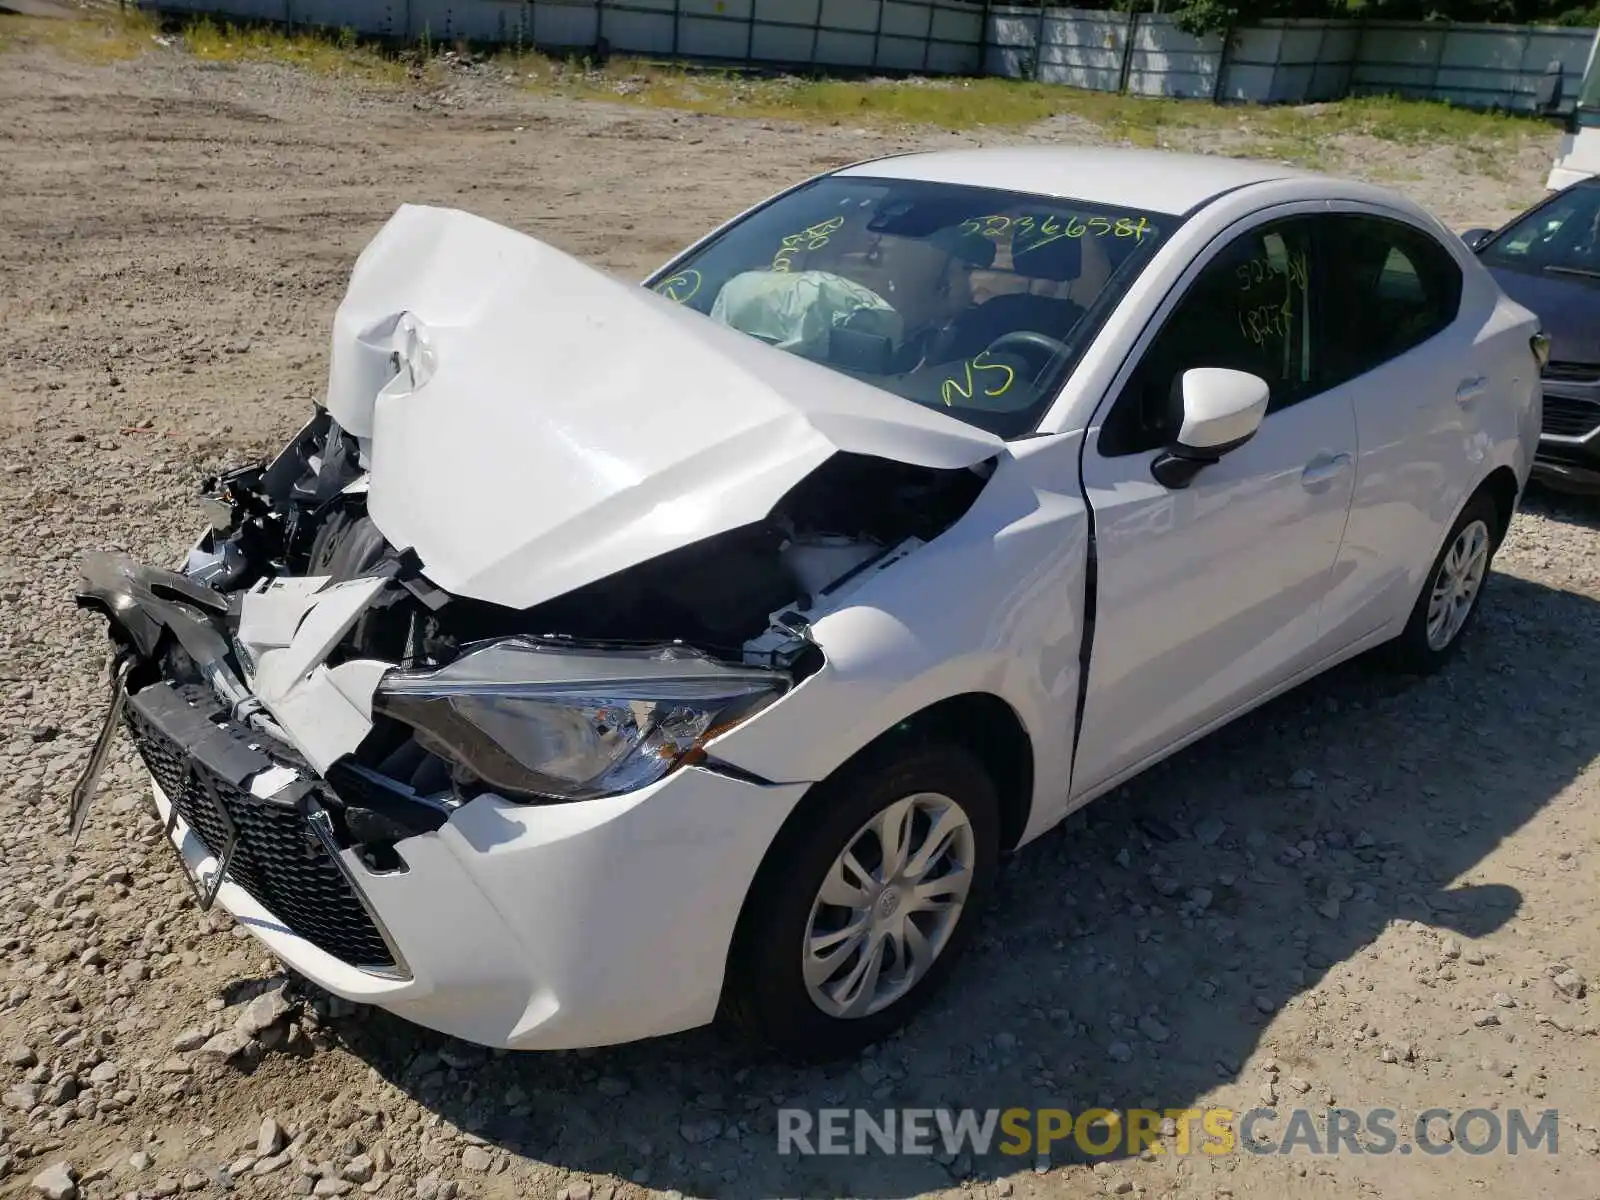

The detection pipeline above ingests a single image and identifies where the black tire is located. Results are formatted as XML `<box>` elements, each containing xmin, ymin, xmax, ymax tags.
<box><xmin>1380</xmin><ymin>490</ymin><xmax>1503</xmax><ymax>676</ymax></box>
<box><xmin>722</xmin><ymin>743</ymin><xmax>1000</xmax><ymax>1062</ymax></box>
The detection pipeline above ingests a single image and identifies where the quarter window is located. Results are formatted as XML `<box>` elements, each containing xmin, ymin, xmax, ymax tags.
<box><xmin>1099</xmin><ymin>217</ymin><xmax>1318</xmax><ymax>457</ymax></box>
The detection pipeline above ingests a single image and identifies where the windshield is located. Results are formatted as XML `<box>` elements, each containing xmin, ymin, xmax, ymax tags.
<box><xmin>1480</xmin><ymin>182</ymin><xmax>1600</xmax><ymax>279</ymax></box>
<box><xmin>645</xmin><ymin>176</ymin><xmax>1175</xmax><ymax>437</ymax></box>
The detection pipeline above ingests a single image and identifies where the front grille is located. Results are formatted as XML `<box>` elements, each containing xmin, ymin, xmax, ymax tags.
<box><xmin>125</xmin><ymin>683</ymin><xmax>395</xmax><ymax>971</ymax></box>
<box><xmin>1544</xmin><ymin>360</ymin><xmax>1600</xmax><ymax>385</ymax></box>
<box><xmin>1542</xmin><ymin>395</ymin><xmax>1600</xmax><ymax>439</ymax></box>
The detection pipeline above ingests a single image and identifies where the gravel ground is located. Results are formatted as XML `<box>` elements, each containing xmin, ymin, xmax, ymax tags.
<box><xmin>2</xmin><ymin>35</ymin><xmax>1599</xmax><ymax>1200</ymax></box>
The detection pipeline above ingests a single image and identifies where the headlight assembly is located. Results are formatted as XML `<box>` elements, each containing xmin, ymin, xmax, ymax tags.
<box><xmin>372</xmin><ymin>638</ymin><xmax>788</xmax><ymax>802</ymax></box>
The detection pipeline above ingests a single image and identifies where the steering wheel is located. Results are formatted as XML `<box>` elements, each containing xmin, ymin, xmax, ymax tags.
<box><xmin>984</xmin><ymin>330</ymin><xmax>1071</xmax><ymax>376</ymax></box>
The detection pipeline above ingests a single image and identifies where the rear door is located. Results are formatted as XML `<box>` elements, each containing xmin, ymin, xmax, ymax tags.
<box><xmin>1310</xmin><ymin>210</ymin><xmax>1496</xmax><ymax>649</ymax></box>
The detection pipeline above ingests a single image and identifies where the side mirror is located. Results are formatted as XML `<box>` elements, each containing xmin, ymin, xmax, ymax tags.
<box><xmin>1151</xmin><ymin>367</ymin><xmax>1269</xmax><ymax>489</ymax></box>
<box><xmin>1461</xmin><ymin>227</ymin><xmax>1494</xmax><ymax>251</ymax></box>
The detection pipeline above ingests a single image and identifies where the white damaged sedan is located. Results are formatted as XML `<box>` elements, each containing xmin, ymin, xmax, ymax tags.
<box><xmin>71</xmin><ymin>148</ymin><xmax>1544</xmax><ymax>1059</ymax></box>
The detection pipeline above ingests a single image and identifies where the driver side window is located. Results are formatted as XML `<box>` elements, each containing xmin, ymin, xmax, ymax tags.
<box><xmin>1099</xmin><ymin>217</ymin><xmax>1319</xmax><ymax>457</ymax></box>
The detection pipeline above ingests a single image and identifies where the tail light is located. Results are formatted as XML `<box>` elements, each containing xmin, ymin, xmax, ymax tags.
<box><xmin>1531</xmin><ymin>331</ymin><xmax>1552</xmax><ymax>370</ymax></box>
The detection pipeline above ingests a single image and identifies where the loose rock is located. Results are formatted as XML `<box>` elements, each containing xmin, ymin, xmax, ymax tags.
<box><xmin>30</xmin><ymin>1163</ymin><xmax>77</xmax><ymax>1200</ymax></box>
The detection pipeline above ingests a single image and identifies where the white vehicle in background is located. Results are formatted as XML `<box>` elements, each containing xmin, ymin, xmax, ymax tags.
<box><xmin>1550</xmin><ymin>26</ymin><xmax>1600</xmax><ymax>190</ymax></box>
<box><xmin>72</xmin><ymin>148</ymin><xmax>1543</xmax><ymax>1061</ymax></box>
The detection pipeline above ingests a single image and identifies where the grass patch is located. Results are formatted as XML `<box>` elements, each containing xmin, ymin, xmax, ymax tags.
<box><xmin>505</xmin><ymin>54</ymin><xmax>1542</xmax><ymax>167</ymax></box>
<box><xmin>510</xmin><ymin>58</ymin><xmax>1128</xmax><ymax>130</ymax></box>
<box><xmin>0</xmin><ymin>6</ymin><xmax>160</xmax><ymax>63</ymax></box>
<box><xmin>0</xmin><ymin>5</ymin><xmax>406</xmax><ymax>83</ymax></box>
<box><xmin>3</xmin><ymin>10</ymin><xmax>1549</xmax><ymax>167</ymax></box>
<box><xmin>181</xmin><ymin>17</ymin><xmax>405</xmax><ymax>82</ymax></box>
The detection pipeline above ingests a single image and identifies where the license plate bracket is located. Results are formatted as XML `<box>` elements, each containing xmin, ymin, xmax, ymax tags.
<box><xmin>67</xmin><ymin>656</ymin><xmax>133</xmax><ymax>846</ymax></box>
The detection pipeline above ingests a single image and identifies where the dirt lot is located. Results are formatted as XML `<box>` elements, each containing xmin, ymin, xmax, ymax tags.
<box><xmin>2</xmin><ymin>27</ymin><xmax>1599</xmax><ymax>1200</ymax></box>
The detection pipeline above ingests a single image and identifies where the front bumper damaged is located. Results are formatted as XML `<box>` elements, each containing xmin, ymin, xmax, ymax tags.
<box><xmin>71</xmin><ymin>552</ymin><xmax>812</xmax><ymax>1049</ymax></box>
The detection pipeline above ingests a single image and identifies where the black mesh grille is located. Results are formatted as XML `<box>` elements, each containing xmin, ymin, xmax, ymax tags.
<box><xmin>1543</xmin><ymin>396</ymin><xmax>1600</xmax><ymax>439</ymax></box>
<box><xmin>125</xmin><ymin>684</ymin><xmax>395</xmax><ymax>971</ymax></box>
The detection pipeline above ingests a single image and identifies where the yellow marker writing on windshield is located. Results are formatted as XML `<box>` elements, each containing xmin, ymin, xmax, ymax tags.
<box><xmin>962</xmin><ymin>213</ymin><xmax>1153</xmax><ymax>250</ymax></box>
<box><xmin>654</xmin><ymin>269</ymin><xmax>702</xmax><ymax>303</ymax></box>
<box><xmin>940</xmin><ymin>350</ymin><xmax>1016</xmax><ymax>407</ymax></box>
<box><xmin>772</xmin><ymin>216</ymin><xmax>845</xmax><ymax>273</ymax></box>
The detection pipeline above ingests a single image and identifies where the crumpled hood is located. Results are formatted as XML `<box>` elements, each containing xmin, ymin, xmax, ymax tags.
<box><xmin>325</xmin><ymin>204</ymin><xmax>1002</xmax><ymax>611</ymax></box>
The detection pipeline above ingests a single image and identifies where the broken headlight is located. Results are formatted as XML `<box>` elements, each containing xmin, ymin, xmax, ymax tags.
<box><xmin>372</xmin><ymin>638</ymin><xmax>787</xmax><ymax>802</ymax></box>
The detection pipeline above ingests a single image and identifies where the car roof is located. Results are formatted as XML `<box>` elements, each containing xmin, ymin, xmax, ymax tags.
<box><xmin>834</xmin><ymin>146</ymin><xmax>1312</xmax><ymax>216</ymax></box>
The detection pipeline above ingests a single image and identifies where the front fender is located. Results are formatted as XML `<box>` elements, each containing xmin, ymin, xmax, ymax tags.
<box><xmin>706</xmin><ymin>439</ymin><xmax>1091</xmax><ymax>844</ymax></box>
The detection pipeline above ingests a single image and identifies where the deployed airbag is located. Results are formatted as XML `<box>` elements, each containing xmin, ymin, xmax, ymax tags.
<box><xmin>710</xmin><ymin>269</ymin><xmax>900</xmax><ymax>360</ymax></box>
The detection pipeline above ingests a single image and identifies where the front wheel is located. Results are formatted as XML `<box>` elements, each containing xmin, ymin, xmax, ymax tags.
<box><xmin>1381</xmin><ymin>491</ymin><xmax>1501</xmax><ymax>675</ymax></box>
<box><xmin>722</xmin><ymin>744</ymin><xmax>1000</xmax><ymax>1061</ymax></box>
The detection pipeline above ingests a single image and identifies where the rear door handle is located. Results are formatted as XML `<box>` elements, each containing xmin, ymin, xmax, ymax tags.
<box><xmin>1456</xmin><ymin>376</ymin><xmax>1489</xmax><ymax>403</ymax></box>
<box><xmin>1301</xmin><ymin>452</ymin><xmax>1353</xmax><ymax>489</ymax></box>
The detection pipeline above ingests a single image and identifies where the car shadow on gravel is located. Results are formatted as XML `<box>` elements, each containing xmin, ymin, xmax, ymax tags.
<box><xmin>1523</xmin><ymin>482</ymin><xmax>1600</xmax><ymax>530</ymax></box>
<box><xmin>326</xmin><ymin>570</ymin><xmax>1597</xmax><ymax>1199</ymax></box>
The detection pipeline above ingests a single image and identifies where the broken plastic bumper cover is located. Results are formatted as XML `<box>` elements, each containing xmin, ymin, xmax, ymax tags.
<box><xmin>68</xmin><ymin>549</ymin><xmax>798</xmax><ymax>991</ymax></box>
<box><xmin>69</xmin><ymin>552</ymin><xmax>414</xmax><ymax>975</ymax></box>
<box><xmin>126</xmin><ymin>680</ymin><xmax>405</xmax><ymax>971</ymax></box>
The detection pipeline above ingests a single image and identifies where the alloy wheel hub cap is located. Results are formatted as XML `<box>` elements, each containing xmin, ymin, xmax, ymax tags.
<box><xmin>1425</xmin><ymin>519</ymin><xmax>1490</xmax><ymax>652</ymax></box>
<box><xmin>802</xmin><ymin>792</ymin><xmax>977</xmax><ymax>1020</ymax></box>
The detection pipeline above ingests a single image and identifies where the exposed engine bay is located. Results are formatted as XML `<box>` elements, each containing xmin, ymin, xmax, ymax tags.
<box><xmin>189</xmin><ymin>405</ymin><xmax>990</xmax><ymax>665</ymax></box>
<box><xmin>83</xmin><ymin>408</ymin><xmax>991</xmax><ymax>839</ymax></box>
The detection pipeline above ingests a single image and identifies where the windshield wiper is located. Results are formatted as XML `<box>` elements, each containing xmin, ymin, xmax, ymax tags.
<box><xmin>1544</xmin><ymin>264</ymin><xmax>1600</xmax><ymax>279</ymax></box>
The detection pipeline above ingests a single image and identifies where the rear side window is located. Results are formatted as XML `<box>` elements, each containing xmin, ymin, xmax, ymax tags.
<box><xmin>1325</xmin><ymin>216</ymin><xmax>1462</xmax><ymax>386</ymax></box>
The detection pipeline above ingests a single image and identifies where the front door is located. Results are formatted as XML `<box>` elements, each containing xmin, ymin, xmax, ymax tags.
<box><xmin>1072</xmin><ymin>214</ymin><xmax>1358</xmax><ymax>795</ymax></box>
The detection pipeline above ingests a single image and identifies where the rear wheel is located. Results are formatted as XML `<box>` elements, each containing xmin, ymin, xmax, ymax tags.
<box><xmin>722</xmin><ymin>744</ymin><xmax>999</xmax><ymax>1061</ymax></box>
<box><xmin>1381</xmin><ymin>491</ymin><xmax>1501</xmax><ymax>675</ymax></box>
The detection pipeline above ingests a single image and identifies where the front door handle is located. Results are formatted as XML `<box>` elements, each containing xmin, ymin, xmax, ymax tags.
<box><xmin>1456</xmin><ymin>376</ymin><xmax>1489</xmax><ymax>403</ymax></box>
<box><xmin>1301</xmin><ymin>452</ymin><xmax>1353</xmax><ymax>490</ymax></box>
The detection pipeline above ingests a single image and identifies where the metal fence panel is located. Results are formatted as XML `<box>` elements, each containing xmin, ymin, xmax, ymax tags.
<box><xmin>819</xmin><ymin>0</ymin><xmax>875</xmax><ymax>35</ymax></box>
<box><xmin>159</xmin><ymin>0</ymin><xmax>288</xmax><ymax>24</ymax></box>
<box><xmin>881</xmin><ymin>1</ymin><xmax>926</xmax><ymax>39</ymax></box>
<box><xmin>754</xmin><ymin>0</ymin><xmax>816</xmax><ymax>22</ymax></box>
<box><xmin>814</xmin><ymin>27</ymin><xmax>873</xmax><ymax>66</ymax></box>
<box><xmin>1223</xmin><ymin>20</ymin><xmax>1353</xmax><ymax>104</ymax></box>
<box><xmin>924</xmin><ymin>39</ymin><xmax>977</xmax><ymax>73</ymax></box>
<box><xmin>533</xmin><ymin>0</ymin><xmax>600</xmax><ymax>47</ymax></box>
<box><xmin>1351</xmin><ymin>21</ymin><xmax>1592</xmax><ymax>112</ymax></box>
<box><xmin>1311</xmin><ymin>23</ymin><xmax>1361</xmax><ymax>102</ymax></box>
<box><xmin>141</xmin><ymin>0</ymin><xmax>1598</xmax><ymax>112</ymax></box>
<box><xmin>926</xmin><ymin>2</ymin><xmax>981</xmax><ymax>73</ymax></box>
<box><xmin>1042</xmin><ymin>9</ymin><xmax>1129</xmax><ymax>93</ymax></box>
<box><xmin>677</xmin><ymin>17</ymin><xmax>748</xmax><ymax>58</ymax></box>
<box><xmin>598</xmin><ymin>2</ymin><xmax>669</xmax><ymax>53</ymax></box>
<box><xmin>982</xmin><ymin>4</ymin><xmax>1037</xmax><ymax>78</ymax></box>
<box><xmin>291</xmin><ymin>0</ymin><xmax>401</xmax><ymax>34</ymax></box>
<box><xmin>1126</xmin><ymin>14</ymin><xmax>1222</xmax><ymax>100</ymax></box>
<box><xmin>749</xmin><ymin>0</ymin><xmax>817</xmax><ymax>62</ymax></box>
<box><xmin>929</xmin><ymin>0</ymin><xmax>981</xmax><ymax>45</ymax></box>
